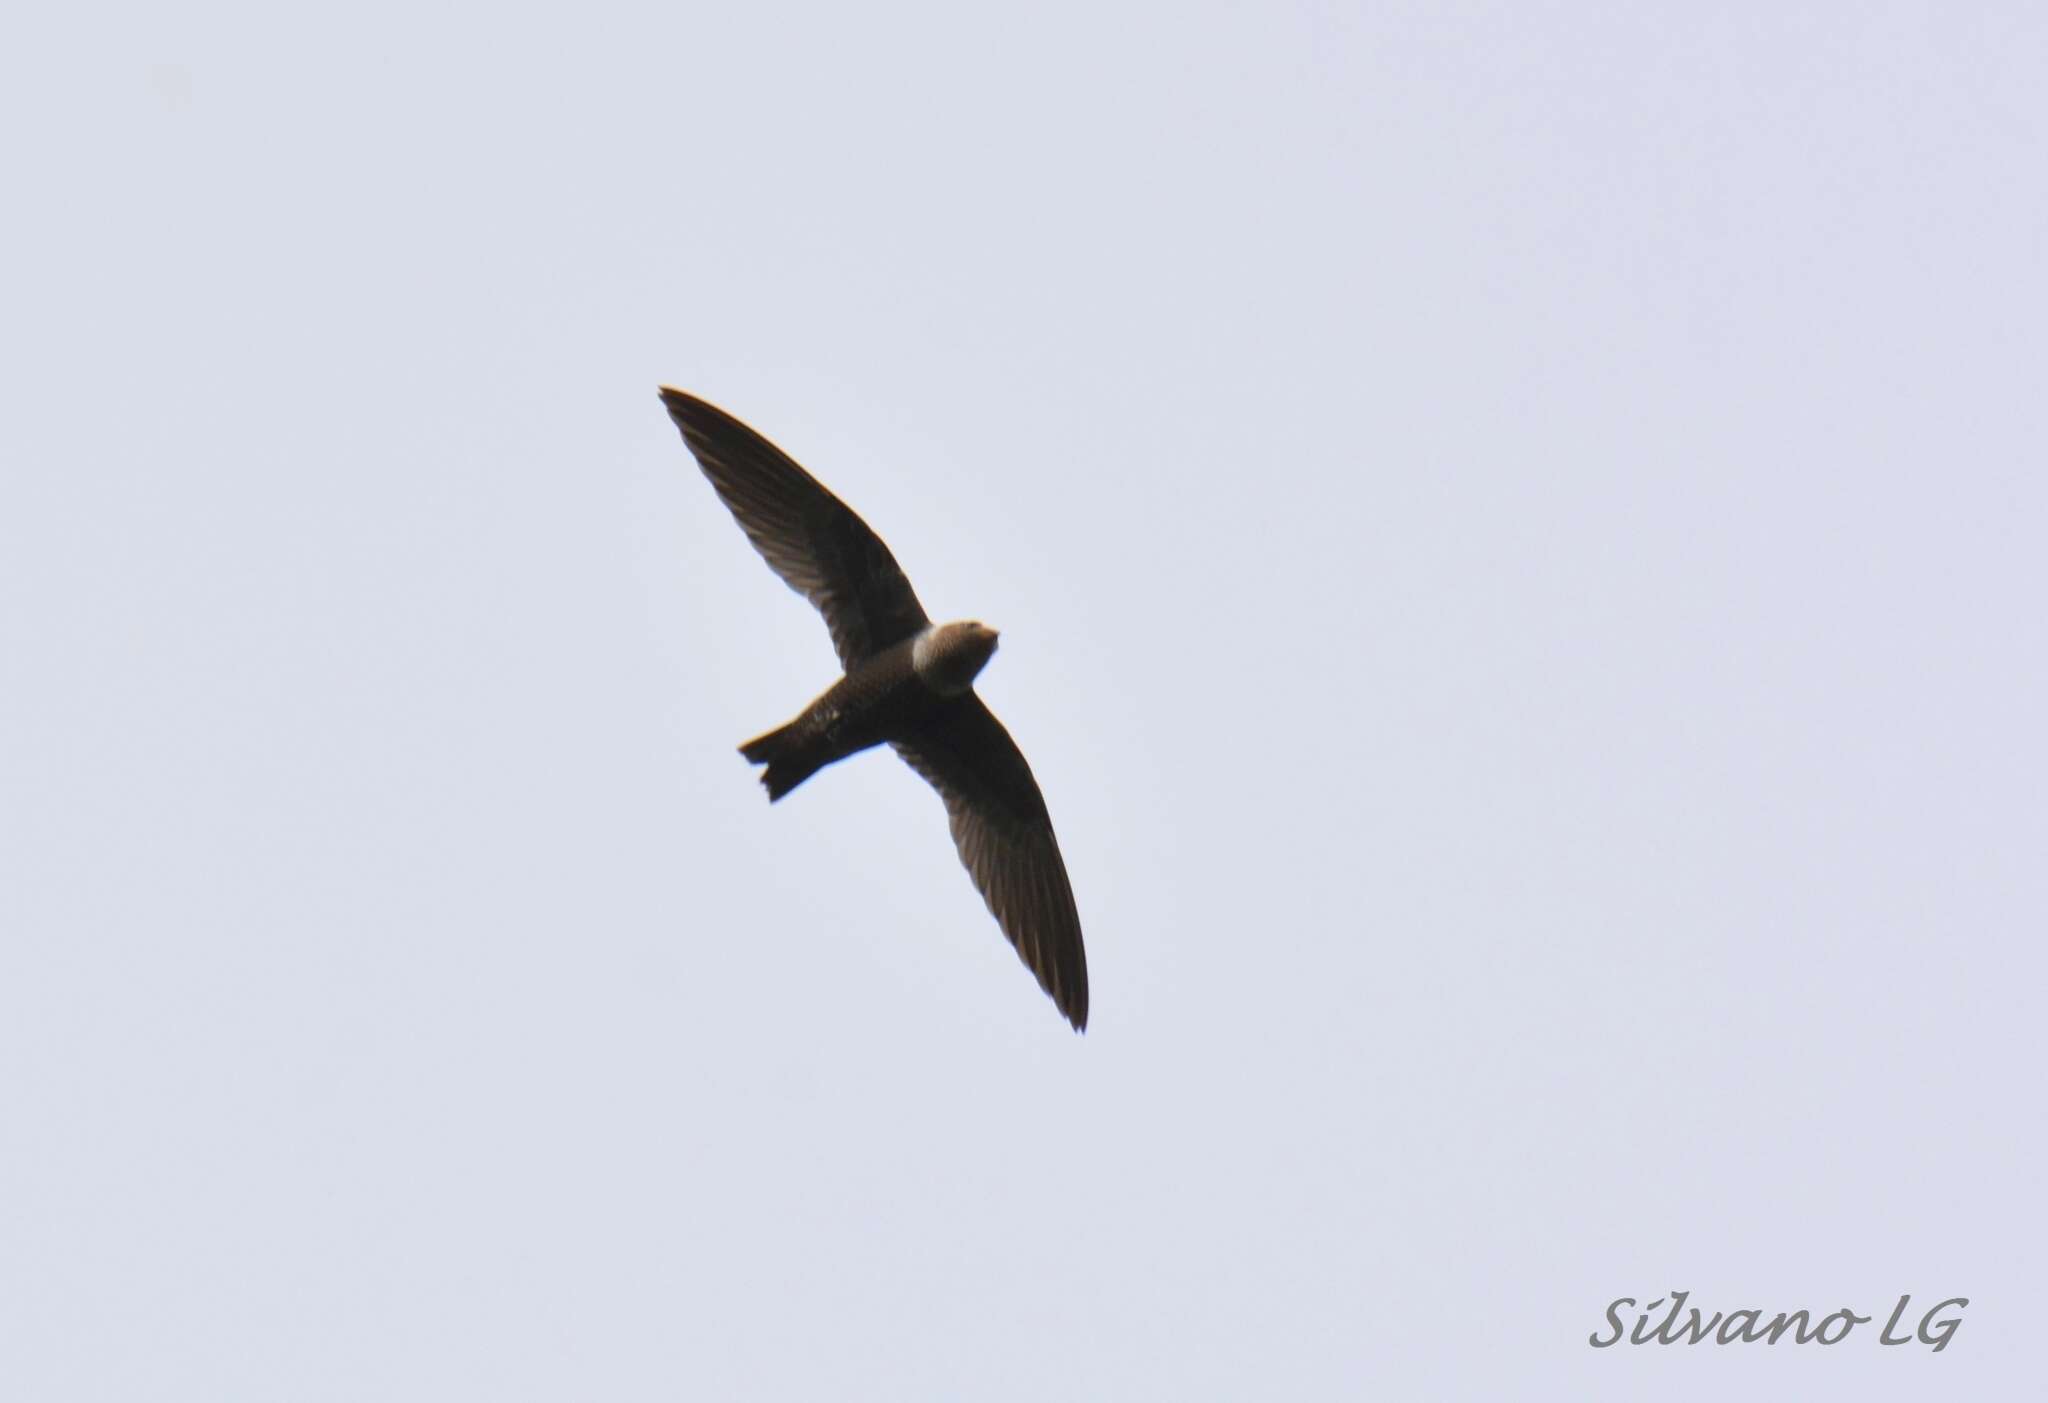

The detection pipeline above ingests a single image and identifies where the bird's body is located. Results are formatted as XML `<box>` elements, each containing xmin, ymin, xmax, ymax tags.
<box><xmin>737</xmin><ymin>622</ymin><xmax>995</xmax><ymax>802</ymax></box>
<box><xmin>660</xmin><ymin>389</ymin><xmax>1090</xmax><ymax>1029</ymax></box>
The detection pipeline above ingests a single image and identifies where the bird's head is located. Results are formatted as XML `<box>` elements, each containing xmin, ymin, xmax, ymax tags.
<box><xmin>913</xmin><ymin>620</ymin><xmax>1000</xmax><ymax>694</ymax></box>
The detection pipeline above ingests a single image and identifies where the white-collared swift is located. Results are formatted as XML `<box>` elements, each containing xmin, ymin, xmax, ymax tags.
<box><xmin>660</xmin><ymin>389</ymin><xmax>1090</xmax><ymax>1030</ymax></box>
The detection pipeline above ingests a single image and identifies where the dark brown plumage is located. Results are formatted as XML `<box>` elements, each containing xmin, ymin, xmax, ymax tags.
<box><xmin>660</xmin><ymin>388</ymin><xmax>1090</xmax><ymax>1030</ymax></box>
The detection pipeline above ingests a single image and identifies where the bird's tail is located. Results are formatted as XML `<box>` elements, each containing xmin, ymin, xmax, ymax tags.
<box><xmin>738</xmin><ymin>721</ymin><xmax>820</xmax><ymax>802</ymax></box>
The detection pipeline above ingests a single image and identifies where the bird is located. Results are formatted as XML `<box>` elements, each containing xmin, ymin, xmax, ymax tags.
<box><xmin>659</xmin><ymin>388</ymin><xmax>1090</xmax><ymax>1030</ymax></box>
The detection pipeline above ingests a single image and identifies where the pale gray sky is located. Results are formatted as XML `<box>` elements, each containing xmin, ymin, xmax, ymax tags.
<box><xmin>3</xmin><ymin>3</ymin><xmax>2042</xmax><ymax>1399</ymax></box>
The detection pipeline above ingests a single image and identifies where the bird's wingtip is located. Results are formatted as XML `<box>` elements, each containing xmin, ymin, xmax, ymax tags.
<box><xmin>659</xmin><ymin>388</ymin><xmax>731</xmax><ymax>439</ymax></box>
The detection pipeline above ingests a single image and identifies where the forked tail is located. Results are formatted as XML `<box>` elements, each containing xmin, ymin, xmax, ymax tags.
<box><xmin>738</xmin><ymin>721</ymin><xmax>821</xmax><ymax>802</ymax></box>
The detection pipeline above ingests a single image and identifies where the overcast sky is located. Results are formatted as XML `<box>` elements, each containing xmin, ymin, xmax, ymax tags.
<box><xmin>3</xmin><ymin>3</ymin><xmax>2042</xmax><ymax>1399</ymax></box>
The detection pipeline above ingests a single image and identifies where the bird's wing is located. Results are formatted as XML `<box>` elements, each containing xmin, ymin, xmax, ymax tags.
<box><xmin>660</xmin><ymin>389</ymin><xmax>931</xmax><ymax>669</ymax></box>
<box><xmin>892</xmin><ymin>695</ymin><xmax>1089</xmax><ymax>1030</ymax></box>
